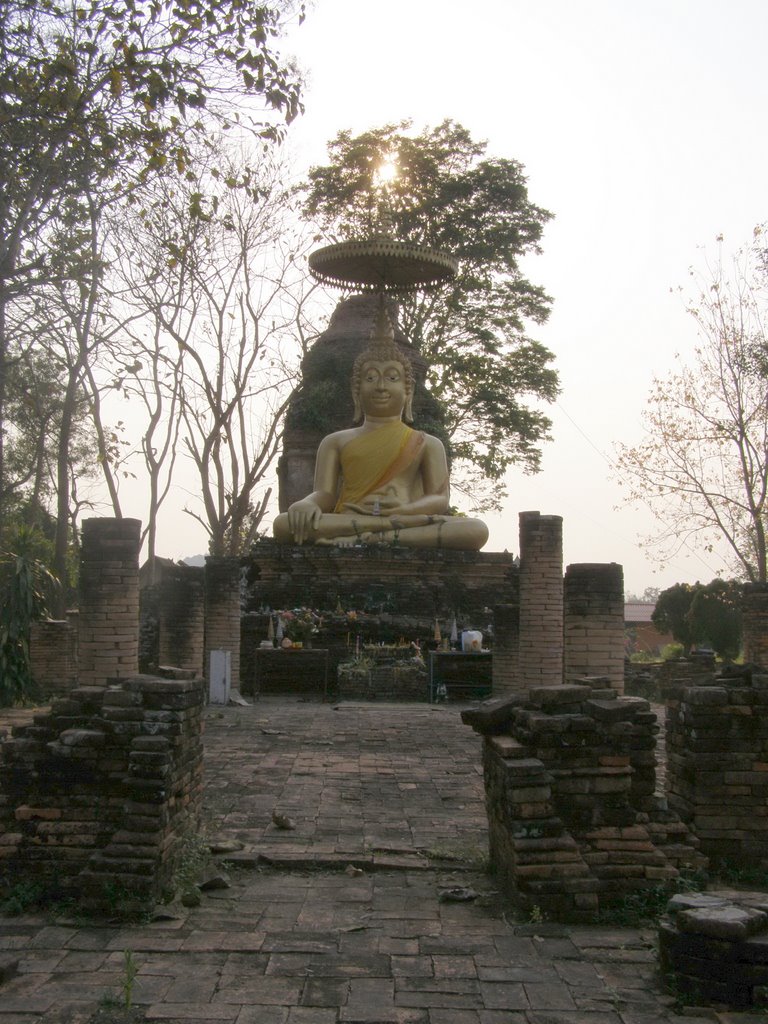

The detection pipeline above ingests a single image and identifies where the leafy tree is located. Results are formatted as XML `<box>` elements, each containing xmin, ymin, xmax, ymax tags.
<box><xmin>652</xmin><ymin>582</ymin><xmax>698</xmax><ymax>650</ymax></box>
<box><xmin>652</xmin><ymin>578</ymin><xmax>743</xmax><ymax>659</ymax></box>
<box><xmin>2</xmin><ymin>316</ymin><xmax>102</xmax><ymax>586</ymax></box>
<box><xmin>301</xmin><ymin>120</ymin><xmax>559</xmax><ymax>510</ymax></box>
<box><xmin>688</xmin><ymin>579</ymin><xmax>742</xmax><ymax>660</ymax></box>
<box><xmin>616</xmin><ymin>230</ymin><xmax>768</xmax><ymax>581</ymax></box>
<box><xmin>0</xmin><ymin>0</ymin><xmax>304</xmax><ymax>528</ymax></box>
<box><xmin>6</xmin><ymin>189</ymin><xmax>135</xmax><ymax>612</ymax></box>
<box><xmin>0</xmin><ymin>538</ymin><xmax>59</xmax><ymax>705</ymax></box>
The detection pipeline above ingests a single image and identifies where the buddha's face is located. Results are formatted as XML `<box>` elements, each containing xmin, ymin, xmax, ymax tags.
<box><xmin>358</xmin><ymin>359</ymin><xmax>408</xmax><ymax>419</ymax></box>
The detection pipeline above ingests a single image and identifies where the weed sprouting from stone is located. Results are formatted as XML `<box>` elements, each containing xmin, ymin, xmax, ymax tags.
<box><xmin>121</xmin><ymin>950</ymin><xmax>138</xmax><ymax>1009</ymax></box>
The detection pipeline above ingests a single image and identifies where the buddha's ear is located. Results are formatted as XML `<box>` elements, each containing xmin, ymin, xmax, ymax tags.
<box><xmin>403</xmin><ymin>390</ymin><xmax>414</xmax><ymax>424</ymax></box>
<box><xmin>353</xmin><ymin>393</ymin><xmax>363</xmax><ymax>422</ymax></box>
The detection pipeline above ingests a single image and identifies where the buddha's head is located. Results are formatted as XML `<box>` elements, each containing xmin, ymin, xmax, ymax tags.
<box><xmin>351</xmin><ymin>307</ymin><xmax>414</xmax><ymax>423</ymax></box>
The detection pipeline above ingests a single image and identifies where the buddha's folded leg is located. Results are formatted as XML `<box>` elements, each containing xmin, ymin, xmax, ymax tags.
<box><xmin>359</xmin><ymin>518</ymin><xmax>488</xmax><ymax>551</ymax></box>
<box><xmin>275</xmin><ymin>511</ymin><xmax>486</xmax><ymax>549</ymax></box>
<box><xmin>312</xmin><ymin>513</ymin><xmax>437</xmax><ymax>544</ymax></box>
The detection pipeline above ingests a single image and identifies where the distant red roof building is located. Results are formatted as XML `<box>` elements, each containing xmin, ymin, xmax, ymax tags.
<box><xmin>624</xmin><ymin>602</ymin><xmax>673</xmax><ymax>657</ymax></box>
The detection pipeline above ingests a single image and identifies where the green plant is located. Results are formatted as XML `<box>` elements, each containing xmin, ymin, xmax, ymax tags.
<box><xmin>629</xmin><ymin>650</ymin><xmax>655</xmax><ymax>663</ymax></box>
<box><xmin>422</xmin><ymin>840</ymin><xmax>488</xmax><ymax>870</ymax></box>
<box><xmin>49</xmin><ymin>895</ymin><xmax>91</xmax><ymax>926</ymax></box>
<box><xmin>597</xmin><ymin>874</ymin><xmax>703</xmax><ymax>927</ymax></box>
<box><xmin>121</xmin><ymin>951</ymin><xmax>138</xmax><ymax>1010</ymax></box>
<box><xmin>99</xmin><ymin>881</ymin><xmax>151</xmax><ymax>922</ymax></box>
<box><xmin>528</xmin><ymin>904</ymin><xmax>544</xmax><ymax>924</ymax></box>
<box><xmin>660</xmin><ymin>642</ymin><xmax>685</xmax><ymax>661</ymax></box>
<box><xmin>0</xmin><ymin>879</ymin><xmax>44</xmax><ymax>914</ymax></box>
<box><xmin>172</xmin><ymin>831</ymin><xmax>212</xmax><ymax>904</ymax></box>
<box><xmin>344</xmin><ymin>655</ymin><xmax>374</xmax><ymax>671</ymax></box>
<box><xmin>0</xmin><ymin>549</ymin><xmax>58</xmax><ymax>705</ymax></box>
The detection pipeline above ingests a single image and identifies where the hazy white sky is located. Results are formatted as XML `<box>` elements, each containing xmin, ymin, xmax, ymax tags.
<box><xmin>133</xmin><ymin>0</ymin><xmax>768</xmax><ymax>595</ymax></box>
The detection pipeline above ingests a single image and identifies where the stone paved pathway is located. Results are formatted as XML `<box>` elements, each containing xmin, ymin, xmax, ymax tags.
<box><xmin>0</xmin><ymin>698</ymin><xmax>761</xmax><ymax>1024</ymax></box>
<box><xmin>203</xmin><ymin>701</ymin><xmax>488</xmax><ymax>866</ymax></box>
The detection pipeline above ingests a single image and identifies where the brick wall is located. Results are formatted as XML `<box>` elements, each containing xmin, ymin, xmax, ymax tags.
<box><xmin>204</xmin><ymin>557</ymin><xmax>241</xmax><ymax>693</ymax></box>
<box><xmin>492</xmin><ymin>602</ymin><xmax>520</xmax><ymax>696</ymax></box>
<box><xmin>159</xmin><ymin>564</ymin><xmax>205</xmax><ymax>674</ymax></box>
<box><xmin>29</xmin><ymin>620</ymin><xmax>77</xmax><ymax>696</ymax></box>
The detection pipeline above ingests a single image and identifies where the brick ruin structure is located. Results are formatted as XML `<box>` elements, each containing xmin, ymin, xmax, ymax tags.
<box><xmin>665</xmin><ymin>663</ymin><xmax>768</xmax><ymax>869</ymax></box>
<box><xmin>659</xmin><ymin>891</ymin><xmax>768</xmax><ymax>1008</ymax></box>
<box><xmin>657</xmin><ymin>661</ymin><xmax>768</xmax><ymax>1008</ymax></box>
<box><xmin>5</xmin><ymin>514</ymin><xmax>768</xmax><ymax>940</ymax></box>
<box><xmin>0</xmin><ymin>672</ymin><xmax>204</xmax><ymax>915</ymax></box>
<box><xmin>463</xmin><ymin>684</ymin><xmax>706</xmax><ymax>922</ymax></box>
<box><xmin>461</xmin><ymin>516</ymin><xmax>768</xmax><ymax>929</ymax></box>
<box><xmin>0</xmin><ymin>519</ymin><xmax>205</xmax><ymax>914</ymax></box>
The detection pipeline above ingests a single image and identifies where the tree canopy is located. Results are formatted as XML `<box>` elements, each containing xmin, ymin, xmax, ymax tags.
<box><xmin>301</xmin><ymin>120</ymin><xmax>559</xmax><ymax>509</ymax></box>
<box><xmin>0</xmin><ymin>0</ymin><xmax>304</xmax><ymax>533</ymax></box>
<box><xmin>652</xmin><ymin>579</ymin><xmax>742</xmax><ymax>660</ymax></box>
<box><xmin>615</xmin><ymin>230</ymin><xmax>768</xmax><ymax>582</ymax></box>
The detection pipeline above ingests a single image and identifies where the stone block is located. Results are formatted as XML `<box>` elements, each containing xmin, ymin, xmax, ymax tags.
<box><xmin>583</xmin><ymin>700</ymin><xmax>635</xmax><ymax>722</ymax></box>
<box><xmin>487</xmin><ymin>735</ymin><xmax>528</xmax><ymax>758</ymax></box>
<box><xmin>678</xmin><ymin>905</ymin><xmax>768</xmax><ymax>941</ymax></box>
<box><xmin>528</xmin><ymin>685</ymin><xmax>587</xmax><ymax>708</ymax></box>
<box><xmin>461</xmin><ymin>695</ymin><xmax>526</xmax><ymax>735</ymax></box>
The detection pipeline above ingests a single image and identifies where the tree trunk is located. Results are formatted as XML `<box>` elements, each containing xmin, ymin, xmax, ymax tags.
<box><xmin>52</xmin><ymin>374</ymin><xmax>78</xmax><ymax>617</ymax></box>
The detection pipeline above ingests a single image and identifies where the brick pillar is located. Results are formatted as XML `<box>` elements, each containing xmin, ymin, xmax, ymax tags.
<box><xmin>564</xmin><ymin>563</ymin><xmax>625</xmax><ymax>694</ymax></box>
<box><xmin>742</xmin><ymin>583</ymin><xmax>768</xmax><ymax>668</ymax></box>
<box><xmin>159</xmin><ymin>565</ymin><xmax>205</xmax><ymax>675</ymax></box>
<box><xmin>518</xmin><ymin>511</ymin><xmax>563</xmax><ymax>687</ymax></box>
<box><xmin>30</xmin><ymin>620</ymin><xmax>78</xmax><ymax>696</ymax></box>
<box><xmin>204</xmin><ymin>557</ymin><xmax>241</xmax><ymax>693</ymax></box>
<box><xmin>492</xmin><ymin>602</ymin><xmax>521</xmax><ymax>695</ymax></box>
<box><xmin>78</xmin><ymin>518</ymin><xmax>141</xmax><ymax>686</ymax></box>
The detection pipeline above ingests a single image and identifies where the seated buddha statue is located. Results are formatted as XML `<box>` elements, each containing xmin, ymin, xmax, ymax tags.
<box><xmin>273</xmin><ymin>310</ymin><xmax>488</xmax><ymax>550</ymax></box>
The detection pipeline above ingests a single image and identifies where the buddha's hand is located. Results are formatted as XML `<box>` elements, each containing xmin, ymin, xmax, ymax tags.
<box><xmin>287</xmin><ymin>500</ymin><xmax>323</xmax><ymax>545</ymax></box>
<box><xmin>344</xmin><ymin>495</ymin><xmax>403</xmax><ymax>516</ymax></box>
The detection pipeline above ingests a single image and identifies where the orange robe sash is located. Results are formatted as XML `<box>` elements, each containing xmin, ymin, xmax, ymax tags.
<box><xmin>334</xmin><ymin>421</ymin><xmax>424</xmax><ymax>511</ymax></box>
